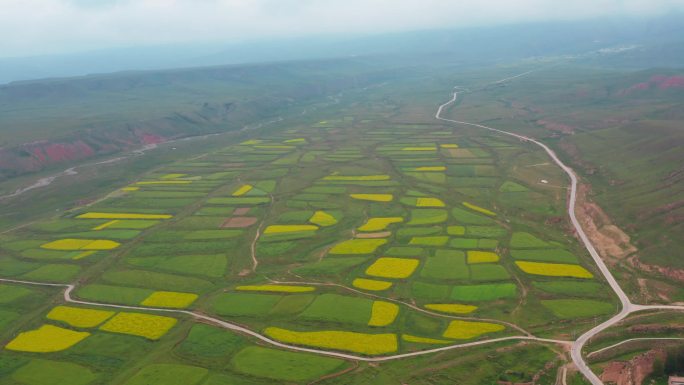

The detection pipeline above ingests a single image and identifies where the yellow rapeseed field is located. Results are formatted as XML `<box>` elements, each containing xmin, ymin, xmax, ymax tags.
<box><xmin>100</xmin><ymin>312</ymin><xmax>177</xmax><ymax>340</ymax></box>
<box><xmin>77</xmin><ymin>212</ymin><xmax>172</xmax><ymax>220</ymax></box>
<box><xmin>264</xmin><ymin>327</ymin><xmax>398</xmax><ymax>355</ymax></box>
<box><xmin>440</xmin><ymin>144</ymin><xmax>459</xmax><ymax>148</ymax></box>
<box><xmin>140</xmin><ymin>291</ymin><xmax>199</xmax><ymax>308</ymax></box>
<box><xmin>309</xmin><ymin>211</ymin><xmax>337</xmax><ymax>227</ymax></box>
<box><xmin>5</xmin><ymin>324</ymin><xmax>89</xmax><ymax>352</ymax></box>
<box><xmin>329</xmin><ymin>239</ymin><xmax>387</xmax><ymax>254</ymax></box>
<box><xmin>462</xmin><ymin>202</ymin><xmax>496</xmax><ymax>216</ymax></box>
<box><xmin>47</xmin><ymin>306</ymin><xmax>114</xmax><ymax>328</ymax></box>
<box><xmin>443</xmin><ymin>320</ymin><xmax>505</xmax><ymax>339</ymax></box>
<box><xmin>323</xmin><ymin>175</ymin><xmax>390</xmax><ymax>181</ymax></box>
<box><xmin>357</xmin><ymin>217</ymin><xmax>403</xmax><ymax>232</ymax></box>
<box><xmin>264</xmin><ymin>225</ymin><xmax>318</xmax><ymax>234</ymax></box>
<box><xmin>425</xmin><ymin>303</ymin><xmax>477</xmax><ymax>314</ymax></box>
<box><xmin>467</xmin><ymin>251</ymin><xmax>500</xmax><ymax>264</ymax></box>
<box><xmin>411</xmin><ymin>166</ymin><xmax>446</xmax><ymax>172</ymax></box>
<box><xmin>235</xmin><ymin>285</ymin><xmax>315</xmax><ymax>293</ymax></box>
<box><xmin>402</xmin><ymin>334</ymin><xmax>450</xmax><ymax>344</ymax></box>
<box><xmin>515</xmin><ymin>261</ymin><xmax>593</xmax><ymax>279</ymax></box>
<box><xmin>92</xmin><ymin>220</ymin><xmax>120</xmax><ymax>230</ymax></box>
<box><xmin>121</xmin><ymin>186</ymin><xmax>139</xmax><ymax>191</ymax></box>
<box><xmin>284</xmin><ymin>138</ymin><xmax>306</xmax><ymax>143</ymax></box>
<box><xmin>232</xmin><ymin>184</ymin><xmax>253</xmax><ymax>196</ymax></box>
<box><xmin>350</xmin><ymin>193</ymin><xmax>394</xmax><ymax>202</ymax></box>
<box><xmin>41</xmin><ymin>238</ymin><xmax>120</xmax><ymax>251</ymax></box>
<box><xmin>72</xmin><ymin>251</ymin><xmax>96</xmax><ymax>260</ymax></box>
<box><xmin>416</xmin><ymin>197</ymin><xmax>445</xmax><ymax>207</ymax></box>
<box><xmin>368</xmin><ymin>301</ymin><xmax>399</xmax><ymax>327</ymax></box>
<box><xmin>85</xmin><ymin>240</ymin><xmax>122</xmax><ymax>250</ymax></box>
<box><xmin>352</xmin><ymin>278</ymin><xmax>393</xmax><ymax>291</ymax></box>
<box><xmin>366</xmin><ymin>257</ymin><xmax>420</xmax><ymax>279</ymax></box>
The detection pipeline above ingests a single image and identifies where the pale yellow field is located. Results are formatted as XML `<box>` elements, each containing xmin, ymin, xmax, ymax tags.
<box><xmin>5</xmin><ymin>325</ymin><xmax>89</xmax><ymax>352</ymax></box>
<box><xmin>235</xmin><ymin>285</ymin><xmax>315</xmax><ymax>293</ymax></box>
<box><xmin>232</xmin><ymin>184</ymin><xmax>253</xmax><ymax>196</ymax></box>
<box><xmin>254</xmin><ymin>145</ymin><xmax>294</xmax><ymax>149</ymax></box>
<box><xmin>77</xmin><ymin>212</ymin><xmax>172</xmax><ymax>220</ymax></box>
<box><xmin>329</xmin><ymin>239</ymin><xmax>387</xmax><ymax>254</ymax></box>
<box><xmin>99</xmin><ymin>312</ymin><xmax>177</xmax><ymax>340</ymax></box>
<box><xmin>350</xmin><ymin>193</ymin><xmax>394</xmax><ymax>202</ymax></box>
<box><xmin>462</xmin><ymin>202</ymin><xmax>496</xmax><ymax>216</ymax></box>
<box><xmin>425</xmin><ymin>303</ymin><xmax>477</xmax><ymax>314</ymax></box>
<box><xmin>402</xmin><ymin>147</ymin><xmax>436</xmax><ymax>151</ymax></box>
<box><xmin>447</xmin><ymin>225</ymin><xmax>466</xmax><ymax>235</ymax></box>
<box><xmin>309</xmin><ymin>211</ymin><xmax>338</xmax><ymax>227</ymax></box>
<box><xmin>402</xmin><ymin>334</ymin><xmax>450</xmax><ymax>344</ymax></box>
<box><xmin>240</xmin><ymin>139</ymin><xmax>262</xmax><ymax>145</ymax></box>
<box><xmin>467</xmin><ymin>251</ymin><xmax>500</xmax><ymax>264</ymax></box>
<box><xmin>366</xmin><ymin>257</ymin><xmax>420</xmax><ymax>279</ymax></box>
<box><xmin>121</xmin><ymin>186</ymin><xmax>139</xmax><ymax>192</ymax></box>
<box><xmin>140</xmin><ymin>291</ymin><xmax>198</xmax><ymax>308</ymax></box>
<box><xmin>264</xmin><ymin>225</ymin><xmax>319</xmax><ymax>234</ymax></box>
<box><xmin>515</xmin><ymin>261</ymin><xmax>593</xmax><ymax>279</ymax></box>
<box><xmin>160</xmin><ymin>173</ymin><xmax>188</xmax><ymax>179</ymax></box>
<box><xmin>41</xmin><ymin>238</ymin><xmax>120</xmax><ymax>251</ymax></box>
<box><xmin>368</xmin><ymin>301</ymin><xmax>399</xmax><ymax>327</ymax></box>
<box><xmin>440</xmin><ymin>144</ymin><xmax>459</xmax><ymax>148</ymax></box>
<box><xmin>136</xmin><ymin>180</ymin><xmax>192</xmax><ymax>185</ymax></box>
<box><xmin>264</xmin><ymin>327</ymin><xmax>398</xmax><ymax>355</ymax></box>
<box><xmin>357</xmin><ymin>217</ymin><xmax>403</xmax><ymax>232</ymax></box>
<box><xmin>416</xmin><ymin>197</ymin><xmax>445</xmax><ymax>207</ymax></box>
<box><xmin>352</xmin><ymin>278</ymin><xmax>393</xmax><ymax>291</ymax></box>
<box><xmin>443</xmin><ymin>320</ymin><xmax>505</xmax><ymax>339</ymax></box>
<box><xmin>46</xmin><ymin>306</ymin><xmax>114</xmax><ymax>328</ymax></box>
<box><xmin>284</xmin><ymin>138</ymin><xmax>306</xmax><ymax>143</ymax></box>
<box><xmin>323</xmin><ymin>175</ymin><xmax>390</xmax><ymax>181</ymax></box>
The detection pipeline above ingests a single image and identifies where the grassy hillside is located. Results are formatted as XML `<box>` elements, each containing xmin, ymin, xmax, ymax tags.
<box><xmin>0</xmin><ymin>59</ymin><xmax>399</xmax><ymax>181</ymax></box>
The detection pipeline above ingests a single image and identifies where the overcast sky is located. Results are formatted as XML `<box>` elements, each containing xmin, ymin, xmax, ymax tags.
<box><xmin>2</xmin><ymin>0</ymin><xmax>684</xmax><ymax>58</ymax></box>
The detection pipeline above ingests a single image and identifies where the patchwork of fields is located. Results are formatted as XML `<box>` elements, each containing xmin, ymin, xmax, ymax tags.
<box><xmin>0</xmin><ymin>107</ymin><xmax>616</xmax><ymax>383</ymax></box>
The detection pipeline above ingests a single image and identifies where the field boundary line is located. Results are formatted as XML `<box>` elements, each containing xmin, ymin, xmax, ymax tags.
<box><xmin>587</xmin><ymin>337</ymin><xmax>684</xmax><ymax>358</ymax></box>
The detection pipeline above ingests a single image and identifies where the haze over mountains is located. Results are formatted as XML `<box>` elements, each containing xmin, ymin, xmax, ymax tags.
<box><xmin>1</xmin><ymin>14</ymin><xmax>683</xmax><ymax>84</ymax></box>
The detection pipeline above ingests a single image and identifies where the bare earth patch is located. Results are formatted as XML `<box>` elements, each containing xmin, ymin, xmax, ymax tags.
<box><xmin>233</xmin><ymin>207</ymin><xmax>251</xmax><ymax>216</ymax></box>
<box><xmin>599</xmin><ymin>349</ymin><xmax>664</xmax><ymax>385</ymax></box>
<box><xmin>574</xmin><ymin>184</ymin><xmax>637</xmax><ymax>264</ymax></box>
<box><xmin>222</xmin><ymin>217</ymin><xmax>258</xmax><ymax>228</ymax></box>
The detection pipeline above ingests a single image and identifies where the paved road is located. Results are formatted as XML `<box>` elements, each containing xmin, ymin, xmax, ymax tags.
<box><xmin>0</xmin><ymin>277</ymin><xmax>569</xmax><ymax>362</ymax></box>
<box><xmin>435</xmin><ymin>86</ymin><xmax>684</xmax><ymax>384</ymax></box>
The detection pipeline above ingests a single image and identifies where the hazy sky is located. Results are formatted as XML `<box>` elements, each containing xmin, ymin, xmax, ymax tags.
<box><xmin>3</xmin><ymin>0</ymin><xmax>684</xmax><ymax>57</ymax></box>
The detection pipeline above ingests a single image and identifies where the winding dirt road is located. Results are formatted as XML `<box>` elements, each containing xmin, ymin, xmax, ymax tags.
<box><xmin>435</xmin><ymin>84</ymin><xmax>684</xmax><ymax>384</ymax></box>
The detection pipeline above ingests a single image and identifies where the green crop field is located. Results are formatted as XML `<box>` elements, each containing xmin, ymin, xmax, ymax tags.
<box><xmin>0</xmin><ymin>33</ymin><xmax>679</xmax><ymax>384</ymax></box>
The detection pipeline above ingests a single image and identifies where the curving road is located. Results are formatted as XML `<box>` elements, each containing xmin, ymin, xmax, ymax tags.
<box><xmin>435</xmin><ymin>85</ymin><xmax>684</xmax><ymax>384</ymax></box>
<box><xmin>1</xmin><ymin>77</ymin><xmax>683</xmax><ymax>382</ymax></box>
<box><xmin>0</xmin><ymin>277</ymin><xmax>569</xmax><ymax>363</ymax></box>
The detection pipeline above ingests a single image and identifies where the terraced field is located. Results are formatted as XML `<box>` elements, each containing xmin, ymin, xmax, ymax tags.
<box><xmin>0</xmin><ymin>81</ymin><xmax>620</xmax><ymax>384</ymax></box>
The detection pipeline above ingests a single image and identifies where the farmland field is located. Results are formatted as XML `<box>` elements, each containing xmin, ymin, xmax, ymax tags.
<box><xmin>3</xmin><ymin>46</ymin><xmax>676</xmax><ymax>384</ymax></box>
